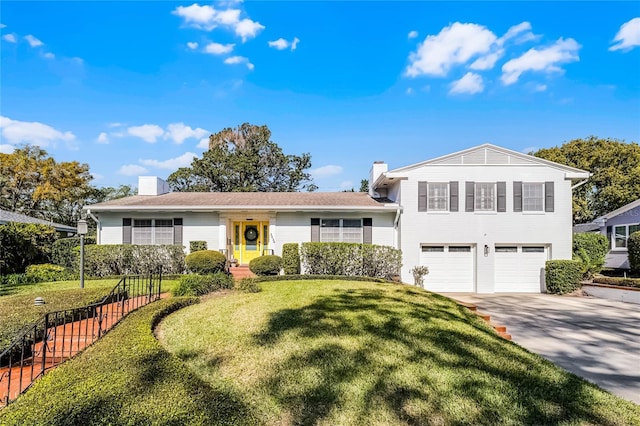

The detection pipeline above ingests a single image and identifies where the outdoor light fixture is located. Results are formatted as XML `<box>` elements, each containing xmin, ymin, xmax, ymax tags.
<box><xmin>77</xmin><ymin>219</ymin><xmax>88</xmax><ymax>289</ymax></box>
<box><xmin>34</xmin><ymin>297</ymin><xmax>45</xmax><ymax>306</ymax></box>
<box><xmin>484</xmin><ymin>245</ymin><xmax>489</xmax><ymax>257</ymax></box>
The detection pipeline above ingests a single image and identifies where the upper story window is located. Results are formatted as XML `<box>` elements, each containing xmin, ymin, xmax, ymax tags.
<box><xmin>475</xmin><ymin>183</ymin><xmax>496</xmax><ymax>211</ymax></box>
<box><xmin>133</xmin><ymin>219</ymin><xmax>174</xmax><ymax>245</ymax></box>
<box><xmin>523</xmin><ymin>183</ymin><xmax>544</xmax><ymax>211</ymax></box>
<box><xmin>320</xmin><ymin>219</ymin><xmax>362</xmax><ymax>243</ymax></box>
<box><xmin>428</xmin><ymin>183</ymin><xmax>449</xmax><ymax>211</ymax></box>
<box><xmin>614</xmin><ymin>224</ymin><xmax>640</xmax><ymax>249</ymax></box>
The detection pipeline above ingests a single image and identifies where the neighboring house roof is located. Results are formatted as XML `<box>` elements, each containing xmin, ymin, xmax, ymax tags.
<box><xmin>601</xmin><ymin>198</ymin><xmax>640</xmax><ymax>220</ymax></box>
<box><xmin>374</xmin><ymin>144</ymin><xmax>590</xmax><ymax>190</ymax></box>
<box><xmin>573</xmin><ymin>222</ymin><xmax>600</xmax><ymax>233</ymax></box>
<box><xmin>85</xmin><ymin>192</ymin><xmax>400</xmax><ymax>212</ymax></box>
<box><xmin>0</xmin><ymin>209</ymin><xmax>77</xmax><ymax>233</ymax></box>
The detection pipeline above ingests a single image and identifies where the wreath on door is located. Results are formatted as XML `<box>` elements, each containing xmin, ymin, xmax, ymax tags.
<box><xmin>244</xmin><ymin>226</ymin><xmax>258</xmax><ymax>241</ymax></box>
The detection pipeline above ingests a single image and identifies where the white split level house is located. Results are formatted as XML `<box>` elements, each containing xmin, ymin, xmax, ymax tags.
<box><xmin>84</xmin><ymin>144</ymin><xmax>590</xmax><ymax>293</ymax></box>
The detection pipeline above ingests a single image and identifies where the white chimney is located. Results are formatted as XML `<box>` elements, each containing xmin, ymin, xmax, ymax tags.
<box><xmin>369</xmin><ymin>161</ymin><xmax>388</xmax><ymax>198</ymax></box>
<box><xmin>138</xmin><ymin>176</ymin><xmax>171</xmax><ymax>196</ymax></box>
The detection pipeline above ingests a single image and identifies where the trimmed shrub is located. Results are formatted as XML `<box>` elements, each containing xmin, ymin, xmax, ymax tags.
<box><xmin>545</xmin><ymin>260</ymin><xmax>583</xmax><ymax>294</ymax></box>
<box><xmin>172</xmin><ymin>273</ymin><xmax>234</xmax><ymax>297</ymax></box>
<box><xmin>249</xmin><ymin>274</ymin><xmax>395</xmax><ymax>284</ymax></box>
<box><xmin>592</xmin><ymin>275</ymin><xmax>640</xmax><ymax>289</ymax></box>
<box><xmin>628</xmin><ymin>231</ymin><xmax>640</xmax><ymax>273</ymax></box>
<box><xmin>0</xmin><ymin>273</ymin><xmax>32</xmax><ymax>288</ymax></box>
<box><xmin>572</xmin><ymin>233</ymin><xmax>608</xmax><ymax>279</ymax></box>
<box><xmin>0</xmin><ymin>223</ymin><xmax>58</xmax><ymax>274</ymax></box>
<box><xmin>25</xmin><ymin>264</ymin><xmax>76</xmax><ymax>283</ymax></box>
<box><xmin>189</xmin><ymin>240</ymin><xmax>208</xmax><ymax>253</ymax></box>
<box><xmin>185</xmin><ymin>250</ymin><xmax>227</xmax><ymax>274</ymax></box>
<box><xmin>235</xmin><ymin>277</ymin><xmax>261</xmax><ymax>293</ymax></box>
<box><xmin>411</xmin><ymin>266</ymin><xmax>429</xmax><ymax>288</ymax></box>
<box><xmin>249</xmin><ymin>255</ymin><xmax>282</xmax><ymax>276</ymax></box>
<box><xmin>300</xmin><ymin>242</ymin><xmax>402</xmax><ymax>279</ymax></box>
<box><xmin>282</xmin><ymin>243</ymin><xmax>300</xmax><ymax>275</ymax></box>
<box><xmin>84</xmin><ymin>245</ymin><xmax>186</xmax><ymax>277</ymax></box>
<box><xmin>51</xmin><ymin>236</ymin><xmax>96</xmax><ymax>268</ymax></box>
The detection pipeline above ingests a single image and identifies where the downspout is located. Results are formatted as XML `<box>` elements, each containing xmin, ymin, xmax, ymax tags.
<box><xmin>393</xmin><ymin>207</ymin><xmax>401</xmax><ymax>249</ymax></box>
<box><xmin>86</xmin><ymin>209</ymin><xmax>101</xmax><ymax>244</ymax></box>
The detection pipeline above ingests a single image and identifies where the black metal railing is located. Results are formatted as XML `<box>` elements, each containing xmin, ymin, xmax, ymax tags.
<box><xmin>0</xmin><ymin>271</ymin><xmax>162</xmax><ymax>407</ymax></box>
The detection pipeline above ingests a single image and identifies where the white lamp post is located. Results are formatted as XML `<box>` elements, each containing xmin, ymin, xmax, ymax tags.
<box><xmin>77</xmin><ymin>219</ymin><xmax>88</xmax><ymax>289</ymax></box>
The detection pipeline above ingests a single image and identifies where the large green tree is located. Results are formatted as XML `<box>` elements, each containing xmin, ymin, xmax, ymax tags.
<box><xmin>533</xmin><ymin>137</ymin><xmax>640</xmax><ymax>223</ymax></box>
<box><xmin>167</xmin><ymin>123</ymin><xmax>317</xmax><ymax>192</ymax></box>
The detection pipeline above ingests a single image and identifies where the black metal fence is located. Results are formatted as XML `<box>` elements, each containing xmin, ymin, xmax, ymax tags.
<box><xmin>0</xmin><ymin>272</ymin><xmax>162</xmax><ymax>407</ymax></box>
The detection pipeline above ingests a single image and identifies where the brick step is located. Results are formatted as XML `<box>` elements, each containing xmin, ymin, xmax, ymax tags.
<box><xmin>498</xmin><ymin>332</ymin><xmax>512</xmax><ymax>340</ymax></box>
<box><xmin>492</xmin><ymin>325</ymin><xmax>507</xmax><ymax>333</ymax></box>
<box><xmin>475</xmin><ymin>312</ymin><xmax>491</xmax><ymax>321</ymax></box>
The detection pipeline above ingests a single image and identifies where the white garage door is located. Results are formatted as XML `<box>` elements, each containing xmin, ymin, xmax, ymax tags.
<box><xmin>420</xmin><ymin>245</ymin><xmax>474</xmax><ymax>292</ymax></box>
<box><xmin>494</xmin><ymin>246</ymin><xmax>547</xmax><ymax>292</ymax></box>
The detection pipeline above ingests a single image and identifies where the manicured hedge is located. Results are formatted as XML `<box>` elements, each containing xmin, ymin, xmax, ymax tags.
<box><xmin>25</xmin><ymin>264</ymin><xmax>76</xmax><ymax>283</ymax></box>
<box><xmin>300</xmin><ymin>242</ymin><xmax>402</xmax><ymax>279</ymax></box>
<box><xmin>51</xmin><ymin>236</ymin><xmax>96</xmax><ymax>269</ymax></box>
<box><xmin>84</xmin><ymin>245</ymin><xmax>185</xmax><ymax>276</ymax></box>
<box><xmin>545</xmin><ymin>260</ymin><xmax>583</xmax><ymax>294</ymax></box>
<box><xmin>172</xmin><ymin>273</ymin><xmax>234</xmax><ymax>297</ymax></box>
<box><xmin>248</xmin><ymin>274</ymin><xmax>396</xmax><ymax>284</ymax></box>
<box><xmin>0</xmin><ymin>223</ymin><xmax>58</xmax><ymax>274</ymax></box>
<box><xmin>282</xmin><ymin>243</ymin><xmax>301</xmax><ymax>275</ymax></box>
<box><xmin>189</xmin><ymin>240</ymin><xmax>208</xmax><ymax>253</ymax></box>
<box><xmin>249</xmin><ymin>255</ymin><xmax>282</xmax><ymax>276</ymax></box>
<box><xmin>185</xmin><ymin>250</ymin><xmax>227</xmax><ymax>274</ymax></box>
<box><xmin>592</xmin><ymin>275</ymin><xmax>640</xmax><ymax>289</ymax></box>
<box><xmin>572</xmin><ymin>233</ymin><xmax>608</xmax><ymax>278</ymax></box>
<box><xmin>628</xmin><ymin>231</ymin><xmax>640</xmax><ymax>273</ymax></box>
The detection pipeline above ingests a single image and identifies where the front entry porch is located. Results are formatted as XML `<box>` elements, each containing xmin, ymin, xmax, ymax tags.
<box><xmin>229</xmin><ymin>220</ymin><xmax>271</xmax><ymax>266</ymax></box>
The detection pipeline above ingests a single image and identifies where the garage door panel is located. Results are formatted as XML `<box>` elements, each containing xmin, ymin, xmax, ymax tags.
<box><xmin>421</xmin><ymin>245</ymin><xmax>474</xmax><ymax>292</ymax></box>
<box><xmin>495</xmin><ymin>246</ymin><xmax>546</xmax><ymax>293</ymax></box>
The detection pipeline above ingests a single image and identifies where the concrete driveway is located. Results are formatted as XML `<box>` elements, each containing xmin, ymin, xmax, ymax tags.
<box><xmin>441</xmin><ymin>293</ymin><xmax>640</xmax><ymax>405</ymax></box>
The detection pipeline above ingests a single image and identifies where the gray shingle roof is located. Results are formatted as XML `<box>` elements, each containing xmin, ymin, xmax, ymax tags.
<box><xmin>0</xmin><ymin>209</ymin><xmax>77</xmax><ymax>233</ymax></box>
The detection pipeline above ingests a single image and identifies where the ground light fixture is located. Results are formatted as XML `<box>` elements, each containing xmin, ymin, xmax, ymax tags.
<box><xmin>77</xmin><ymin>219</ymin><xmax>88</xmax><ymax>289</ymax></box>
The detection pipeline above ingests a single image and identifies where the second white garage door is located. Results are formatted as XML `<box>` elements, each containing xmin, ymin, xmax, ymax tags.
<box><xmin>420</xmin><ymin>245</ymin><xmax>475</xmax><ymax>292</ymax></box>
<box><xmin>494</xmin><ymin>245</ymin><xmax>547</xmax><ymax>292</ymax></box>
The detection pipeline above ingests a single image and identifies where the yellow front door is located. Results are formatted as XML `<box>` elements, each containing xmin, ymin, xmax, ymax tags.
<box><xmin>233</xmin><ymin>221</ymin><xmax>269</xmax><ymax>265</ymax></box>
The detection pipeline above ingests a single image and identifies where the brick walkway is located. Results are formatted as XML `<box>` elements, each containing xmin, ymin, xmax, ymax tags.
<box><xmin>0</xmin><ymin>293</ymin><xmax>168</xmax><ymax>406</ymax></box>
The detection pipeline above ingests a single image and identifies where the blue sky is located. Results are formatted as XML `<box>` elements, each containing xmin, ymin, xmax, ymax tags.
<box><xmin>1</xmin><ymin>1</ymin><xmax>639</xmax><ymax>191</ymax></box>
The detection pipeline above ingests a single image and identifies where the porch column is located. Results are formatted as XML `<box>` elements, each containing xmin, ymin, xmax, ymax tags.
<box><xmin>218</xmin><ymin>214</ymin><xmax>228</xmax><ymax>255</ymax></box>
<box><xmin>268</xmin><ymin>213</ymin><xmax>277</xmax><ymax>255</ymax></box>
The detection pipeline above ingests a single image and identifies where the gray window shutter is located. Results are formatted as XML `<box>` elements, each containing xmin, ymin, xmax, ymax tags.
<box><xmin>449</xmin><ymin>181</ymin><xmax>459</xmax><ymax>212</ymax></box>
<box><xmin>418</xmin><ymin>181</ymin><xmax>427</xmax><ymax>212</ymax></box>
<box><xmin>122</xmin><ymin>218</ymin><xmax>132</xmax><ymax>244</ymax></box>
<box><xmin>513</xmin><ymin>181</ymin><xmax>523</xmax><ymax>212</ymax></box>
<box><xmin>545</xmin><ymin>181</ymin><xmax>555</xmax><ymax>212</ymax></box>
<box><xmin>497</xmin><ymin>181</ymin><xmax>507</xmax><ymax>212</ymax></box>
<box><xmin>311</xmin><ymin>218</ymin><xmax>320</xmax><ymax>242</ymax></box>
<box><xmin>173</xmin><ymin>218</ymin><xmax>183</xmax><ymax>246</ymax></box>
<box><xmin>363</xmin><ymin>218</ymin><xmax>372</xmax><ymax>244</ymax></box>
<box><xmin>465</xmin><ymin>182</ymin><xmax>475</xmax><ymax>212</ymax></box>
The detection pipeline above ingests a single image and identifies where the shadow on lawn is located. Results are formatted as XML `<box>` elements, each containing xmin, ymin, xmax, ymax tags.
<box><xmin>254</xmin><ymin>287</ymin><xmax>637</xmax><ymax>425</ymax></box>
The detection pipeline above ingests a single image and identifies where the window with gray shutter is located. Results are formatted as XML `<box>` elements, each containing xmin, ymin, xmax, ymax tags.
<box><xmin>449</xmin><ymin>181</ymin><xmax>459</xmax><ymax>212</ymax></box>
<box><xmin>173</xmin><ymin>218</ymin><xmax>183</xmax><ymax>246</ymax></box>
<box><xmin>122</xmin><ymin>218</ymin><xmax>132</xmax><ymax>244</ymax></box>
<box><xmin>545</xmin><ymin>181</ymin><xmax>554</xmax><ymax>212</ymax></box>
<box><xmin>311</xmin><ymin>218</ymin><xmax>320</xmax><ymax>242</ymax></box>
<box><xmin>513</xmin><ymin>181</ymin><xmax>523</xmax><ymax>212</ymax></box>
<box><xmin>497</xmin><ymin>181</ymin><xmax>506</xmax><ymax>212</ymax></box>
<box><xmin>465</xmin><ymin>181</ymin><xmax>475</xmax><ymax>212</ymax></box>
<box><xmin>363</xmin><ymin>218</ymin><xmax>372</xmax><ymax>244</ymax></box>
<box><xmin>418</xmin><ymin>181</ymin><xmax>427</xmax><ymax>212</ymax></box>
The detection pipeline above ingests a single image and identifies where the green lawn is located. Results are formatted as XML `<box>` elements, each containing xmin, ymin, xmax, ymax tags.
<box><xmin>0</xmin><ymin>278</ymin><xmax>178</xmax><ymax>353</ymax></box>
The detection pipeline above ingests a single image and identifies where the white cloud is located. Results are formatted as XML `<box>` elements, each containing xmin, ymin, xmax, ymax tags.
<box><xmin>498</xmin><ymin>22</ymin><xmax>535</xmax><ymax>46</ymax></box>
<box><xmin>268</xmin><ymin>37</ymin><xmax>299</xmax><ymax>51</ymax></box>
<box><xmin>197</xmin><ymin>138</ymin><xmax>210</xmax><ymax>149</ymax></box>
<box><xmin>224</xmin><ymin>55</ymin><xmax>254</xmax><ymax>70</ymax></box>
<box><xmin>0</xmin><ymin>116</ymin><xmax>75</xmax><ymax>147</ymax></box>
<box><xmin>469</xmin><ymin>49</ymin><xmax>504</xmax><ymax>70</ymax></box>
<box><xmin>534</xmin><ymin>83</ymin><xmax>547</xmax><ymax>92</ymax></box>
<box><xmin>118</xmin><ymin>164</ymin><xmax>148</xmax><ymax>176</ymax></box>
<box><xmin>0</xmin><ymin>144</ymin><xmax>15</xmax><ymax>154</ymax></box>
<box><xmin>24</xmin><ymin>34</ymin><xmax>43</xmax><ymax>47</ymax></box>
<box><xmin>140</xmin><ymin>152</ymin><xmax>198</xmax><ymax>170</ymax></box>
<box><xmin>204</xmin><ymin>42</ymin><xmax>235</xmax><ymax>54</ymax></box>
<box><xmin>165</xmin><ymin>122</ymin><xmax>209</xmax><ymax>144</ymax></box>
<box><xmin>610</xmin><ymin>17</ymin><xmax>640</xmax><ymax>51</ymax></box>
<box><xmin>108</xmin><ymin>122</ymin><xmax>123</xmax><ymax>128</ymax></box>
<box><xmin>449</xmin><ymin>72</ymin><xmax>484</xmax><ymax>95</ymax></box>
<box><xmin>406</xmin><ymin>22</ymin><xmax>497</xmax><ymax>77</ymax></box>
<box><xmin>311</xmin><ymin>165</ymin><xmax>343</xmax><ymax>178</ymax></box>
<box><xmin>408</xmin><ymin>30</ymin><xmax>418</xmax><ymax>39</ymax></box>
<box><xmin>127</xmin><ymin>124</ymin><xmax>165</xmax><ymax>143</ymax></box>
<box><xmin>97</xmin><ymin>132</ymin><xmax>109</xmax><ymax>144</ymax></box>
<box><xmin>469</xmin><ymin>22</ymin><xmax>536</xmax><ymax>71</ymax></box>
<box><xmin>172</xmin><ymin>4</ymin><xmax>219</xmax><ymax>31</ymax></box>
<box><xmin>2</xmin><ymin>33</ymin><xmax>17</xmax><ymax>43</ymax></box>
<box><xmin>42</xmin><ymin>52</ymin><xmax>55</xmax><ymax>59</ymax></box>
<box><xmin>234</xmin><ymin>18</ymin><xmax>265</xmax><ymax>42</ymax></box>
<box><xmin>187</xmin><ymin>41</ymin><xmax>199</xmax><ymax>50</ymax></box>
<box><xmin>501</xmin><ymin>38</ymin><xmax>580</xmax><ymax>85</ymax></box>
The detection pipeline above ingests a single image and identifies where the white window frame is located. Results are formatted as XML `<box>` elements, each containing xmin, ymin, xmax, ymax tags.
<box><xmin>320</xmin><ymin>219</ymin><xmax>363</xmax><ymax>243</ymax></box>
<box><xmin>522</xmin><ymin>183</ymin><xmax>544</xmax><ymax>212</ymax></box>
<box><xmin>613</xmin><ymin>223</ymin><xmax>640</xmax><ymax>250</ymax></box>
<box><xmin>427</xmin><ymin>182</ymin><xmax>449</xmax><ymax>212</ymax></box>
<box><xmin>475</xmin><ymin>183</ymin><xmax>496</xmax><ymax>212</ymax></box>
<box><xmin>132</xmin><ymin>219</ymin><xmax>174</xmax><ymax>245</ymax></box>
